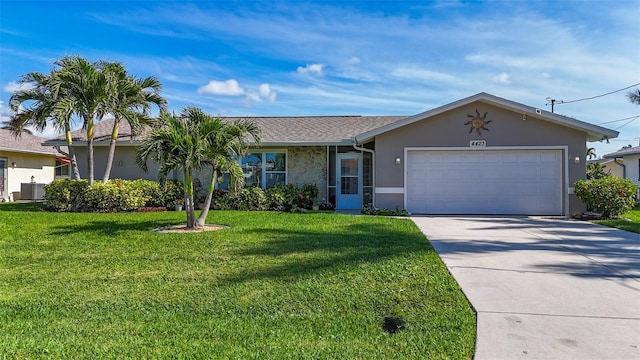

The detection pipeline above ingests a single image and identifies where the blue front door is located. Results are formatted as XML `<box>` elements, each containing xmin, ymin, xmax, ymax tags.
<box><xmin>336</xmin><ymin>153</ymin><xmax>362</xmax><ymax>209</ymax></box>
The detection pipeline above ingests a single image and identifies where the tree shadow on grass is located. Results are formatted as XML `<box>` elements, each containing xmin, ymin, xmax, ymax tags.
<box><xmin>48</xmin><ymin>218</ymin><xmax>181</xmax><ymax>237</ymax></box>
<box><xmin>219</xmin><ymin>222</ymin><xmax>435</xmax><ymax>284</ymax></box>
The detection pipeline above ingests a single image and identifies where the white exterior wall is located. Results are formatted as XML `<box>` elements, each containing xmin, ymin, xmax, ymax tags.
<box><xmin>623</xmin><ymin>154</ymin><xmax>640</xmax><ymax>198</ymax></box>
<box><xmin>0</xmin><ymin>151</ymin><xmax>56</xmax><ymax>201</ymax></box>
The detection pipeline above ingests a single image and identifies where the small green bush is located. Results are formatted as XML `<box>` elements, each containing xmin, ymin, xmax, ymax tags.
<box><xmin>586</xmin><ymin>162</ymin><xmax>610</xmax><ymax>180</ymax></box>
<box><xmin>215</xmin><ymin>187</ymin><xmax>268</xmax><ymax>211</ymax></box>
<box><xmin>361</xmin><ymin>204</ymin><xmax>409</xmax><ymax>216</ymax></box>
<box><xmin>44</xmin><ymin>179</ymin><xmax>89</xmax><ymax>212</ymax></box>
<box><xmin>574</xmin><ymin>177</ymin><xmax>637</xmax><ymax>218</ymax></box>
<box><xmin>84</xmin><ymin>180</ymin><xmax>149</xmax><ymax>212</ymax></box>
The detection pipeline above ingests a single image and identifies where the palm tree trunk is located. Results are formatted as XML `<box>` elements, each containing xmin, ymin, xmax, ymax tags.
<box><xmin>86</xmin><ymin>116</ymin><xmax>95</xmax><ymax>185</ymax></box>
<box><xmin>103</xmin><ymin>120</ymin><xmax>119</xmax><ymax>182</ymax></box>
<box><xmin>196</xmin><ymin>169</ymin><xmax>217</xmax><ymax>227</ymax></box>
<box><xmin>184</xmin><ymin>169</ymin><xmax>197</xmax><ymax>228</ymax></box>
<box><xmin>65</xmin><ymin>125</ymin><xmax>81</xmax><ymax>180</ymax></box>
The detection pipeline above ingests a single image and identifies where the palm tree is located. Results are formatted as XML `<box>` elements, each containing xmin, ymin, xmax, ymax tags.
<box><xmin>586</xmin><ymin>147</ymin><xmax>596</xmax><ymax>160</ymax></box>
<box><xmin>7</xmin><ymin>69</ymin><xmax>82</xmax><ymax>179</ymax></box>
<box><xmin>627</xmin><ymin>89</ymin><xmax>640</xmax><ymax>105</ymax></box>
<box><xmin>196</xmin><ymin>118</ymin><xmax>261</xmax><ymax>227</ymax></box>
<box><xmin>101</xmin><ymin>62</ymin><xmax>166</xmax><ymax>182</ymax></box>
<box><xmin>136</xmin><ymin>107</ymin><xmax>260</xmax><ymax>229</ymax></box>
<box><xmin>54</xmin><ymin>56</ymin><xmax>110</xmax><ymax>185</ymax></box>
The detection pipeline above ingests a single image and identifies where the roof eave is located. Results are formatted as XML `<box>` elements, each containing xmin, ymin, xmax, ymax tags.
<box><xmin>0</xmin><ymin>147</ymin><xmax>59</xmax><ymax>156</ymax></box>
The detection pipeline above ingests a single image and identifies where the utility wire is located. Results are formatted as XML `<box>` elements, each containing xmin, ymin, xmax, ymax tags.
<box><xmin>597</xmin><ymin>114</ymin><xmax>640</xmax><ymax>125</ymax></box>
<box><xmin>557</xmin><ymin>83</ymin><xmax>640</xmax><ymax>105</ymax></box>
<box><xmin>614</xmin><ymin>116</ymin><xmax>639</xmax><ymax>130</ymax></box>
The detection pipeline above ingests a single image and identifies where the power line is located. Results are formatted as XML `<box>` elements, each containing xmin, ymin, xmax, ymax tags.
<box><xmin>614</xmin><ymin>116</ymin><xmax>639</xmax><ymax>130</ymax></box>
<box><xmin>546</xmin><ymin>82</ymin><xmax>640</xmax><ymax>112</ymax></box>
<box><xmin>597</xmin><ymin>114</ymin><xmax>640</xmax><ymax>125</ymax></box>
<box><xmin>560</xmin><ymin>83</ymin><xmax>640</xmax><ymax>104</ymax></box>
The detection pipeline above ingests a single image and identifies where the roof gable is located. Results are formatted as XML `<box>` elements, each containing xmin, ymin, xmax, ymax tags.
<box><xmin>354</xmin><ymin>92</ymin><xmax>619</xmax><ymax>143</ymax></box>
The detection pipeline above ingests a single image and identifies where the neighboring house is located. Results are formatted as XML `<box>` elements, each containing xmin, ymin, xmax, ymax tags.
<box><xmin>0</xmin><ymin>129</ymin><xmax>69</xmax><ymax>201</ymax></box>
<box><xmin>44</xmin><ymin>93</ymin><xmax>618</xmax><ymax>216</ymax></box>
<box><xmin>603</xmin><ymin>145</ymin><xmax>640</xmax><ymax>199</ymax></box>
<box><xmin>586</xmin><ymin>158</ymin><xmax>625</xmax><ymax>178</ymax></box>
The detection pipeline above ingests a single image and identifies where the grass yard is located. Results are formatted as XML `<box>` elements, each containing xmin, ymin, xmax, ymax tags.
<box><xmin>596</xmin><ymin>207</ymin><xmax>640</xmax><ymax>234</ymax></box>
<box><xmin>0</xmin><ymin>203</ymin><xmax>475</xmax><ymax>359</ymax></box>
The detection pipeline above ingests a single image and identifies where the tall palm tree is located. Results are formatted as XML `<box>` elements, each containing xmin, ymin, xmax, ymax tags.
<box><xmin>101</xmin><ymin>62</ymin><xmax>166</xmax><ymax>182</ymax></box>
<box><xmin>136</xmin><ymin>107</ymin><xmax>260</xmax><ymax>229</ymax></box>
<box><xmin>54</xmin><ymin>56</ymin><xmax>110</xmax><ymax>185</ymax></box>
<box><xmin>586</xmin><ymin>147</ymin><xmax>596</xmax><ymax>160</ymax></box>
<box><xmin>627</xmin><ymin>89</ymin><xmax>640</xmax><ymax>105</ymax></box>
<box><xmin>8</xmin><ymin>69</ymin><xmax>82</xmax><ymax>179</ymax></box>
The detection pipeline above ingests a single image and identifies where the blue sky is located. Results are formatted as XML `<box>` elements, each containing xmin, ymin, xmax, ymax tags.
<box><xmin>1</xmin><ymin>0</ymin><xmax>639</xmax><ymax>157</ymax></box>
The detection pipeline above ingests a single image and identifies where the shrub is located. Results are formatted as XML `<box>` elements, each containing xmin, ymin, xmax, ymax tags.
<box><xmin>586</xmin><ymin>162</ymin><xmax>610</xmax><ymax>180</ymax></box>
<box><xmin>160</xmin><ymin>179</ymin><xmax>185</xmax><ymax>207</ymax></box>
<box><xmin>297</xmin><ymin>183</ymin><xmax>319</xmax><ymax>209</ymax></box>
<box><xmin>265</xmin><ymin>186</ymin><xmax>289</xmax><ymax>211</ymax></box>
<box><xmin>84</xmin><ymin>180</ymin><xmax>149</xmax><ymax>212</ymax></box>
<box><xmin>574</xmin><ymin>177</ymin><xmax>637</xmax><ymax>218</ymax></box>
<box><xmin>215</xmin><ymin>187</ymin><xmax>268</xmax><ymax>211</ymax></box>
<box><xmin>44</xmin><ymin>179</ymin><xmax>183</xmax><ymax>212</ymax></box>
<box><xmin>361</xmin><ymin>204</ymin><xmax>409</xmax><ymax>216</ymax></box>
<box><xmin>44</xmin><ymin>179</ymin><xmax>89</xmax><ymax>212</ymax></box>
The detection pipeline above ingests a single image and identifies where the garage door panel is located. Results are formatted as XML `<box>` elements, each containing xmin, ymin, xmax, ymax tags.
<box><xmin>406</xmin><ymin>149</ymin><xmax>563</xmax><ymax>215</ymax></box>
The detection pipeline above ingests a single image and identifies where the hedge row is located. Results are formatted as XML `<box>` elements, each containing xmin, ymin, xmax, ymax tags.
<box><xmin>44</xmin><ymin>180</ymin><xmax>327</xmax><ymax>213</ymax></box>
<box><xmin>44</xmin><ymin>179</ymin><xmax>183</xmax><ymax>212</ymax></box>
<box><xmin>212</xmin><ymin>183</ymin><xmax>325</xmax><ymax>212</ymax></box>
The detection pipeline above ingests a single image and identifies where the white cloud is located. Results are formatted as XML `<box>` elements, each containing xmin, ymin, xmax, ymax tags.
<box><xmin>0</xmin><ymin>100</ymin><xmax>10</xmax><ymax>123</ymax></box>
<box><xmin>197</xmin><ymin>79</ymin><xmax>244</xmax><ymax>96</ymax></box>
<box><xmin>3</xmin><ymin>81</ymin><xmax>34</xmax><ymax>93</ymax></box>
<box><xmin>297</xmin><ymin>64</ymin><xmax>324</xmax><ymax>76</ymax></box>
<box><xmin>258</xmin><ymin>83</ymin><xmax>277</xmax><ymax>103</ymax></box>
<box><xmin>244</xmin><ymin>83</ymin><xmax>277</xmax><ymax>105</ymax></box>
<box><xmin>491</xmin><ymin>72</ymin><xmax>510</xmax><ymax>84</ymax></box>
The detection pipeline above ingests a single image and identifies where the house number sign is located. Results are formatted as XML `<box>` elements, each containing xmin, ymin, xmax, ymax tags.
<box><xmin>470</xmin><ymin>140</ymin><xmax>486</xmax><ymax>147</ymax></box>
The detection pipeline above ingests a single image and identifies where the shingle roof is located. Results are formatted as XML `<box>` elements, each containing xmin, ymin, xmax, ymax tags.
<box><xmin>603</xmin><ymin>145</ymin><xmax>640</xmax><ymax>158</ymax></box>
<box><xmin>0</xmin><ymin>129</ymin><xmax>60</xmax><ymax>155</ymax></box>
<box><xmin>45</xmin><ymin>115</ymin><xmax>410</xmax><ymax>146</ymax></box>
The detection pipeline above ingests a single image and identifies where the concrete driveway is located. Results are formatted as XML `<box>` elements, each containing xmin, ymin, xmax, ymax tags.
<box><xmin>411</xmin><ymin>216</ymin><xmax>640</xmax><ymax>360</ymax></box>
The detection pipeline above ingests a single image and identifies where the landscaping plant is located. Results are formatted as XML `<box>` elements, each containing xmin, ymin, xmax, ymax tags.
<box><xmin>574</xmin><ymin>176</ymin><xmax>637</xmax><ymax>218</ymax></box>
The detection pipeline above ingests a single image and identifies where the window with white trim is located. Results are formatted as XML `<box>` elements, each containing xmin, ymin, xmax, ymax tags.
<box><xmin>242</xmin><ymin>151</ymin><xmax>287</xmax><ymax>188</ymax></box>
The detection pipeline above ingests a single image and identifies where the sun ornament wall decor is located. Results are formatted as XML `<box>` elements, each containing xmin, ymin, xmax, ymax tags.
<box><xmin>465</xmin><ymin>109</ymin><xmax>492</xmax><ymax>135</ymax></box>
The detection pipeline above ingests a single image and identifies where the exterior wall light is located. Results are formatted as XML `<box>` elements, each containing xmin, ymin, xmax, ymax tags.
<box><xmin>574</xmin><ymin>156</ymin><xmax>580</xmax><ymax>164</ymax></box>
<box><xmin>30</xmin><ymin>175</ymin><xmax>35</xmax><ymax>183</ymax></box>
<box><xmin>395</xmin><ymin>157</ymin><xmax>401</xmax><ymax>165</ymax></box>
<box><xmin>11</xmin><ymin>162</ymin><xmax>16</xmax><ymax>168</ymax></box>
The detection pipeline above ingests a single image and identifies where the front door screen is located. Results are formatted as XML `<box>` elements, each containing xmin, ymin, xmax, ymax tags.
<box><xmin>340</xmin><ymin>158</ymin><xmax>359</xmax><ymax>195</ymax></box>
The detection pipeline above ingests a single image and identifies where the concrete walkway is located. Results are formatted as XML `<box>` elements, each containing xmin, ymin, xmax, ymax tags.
<box><xmin>411</xmin><ymin>216</ymin><xmax>640</xmax><ymax>360</ymax></box>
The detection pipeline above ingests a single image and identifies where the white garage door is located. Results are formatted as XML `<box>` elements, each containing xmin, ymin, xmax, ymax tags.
<box><xmin>406</xmin><ymin>149</ymin><xmax>563</xmax><ymax>215</ymax></box>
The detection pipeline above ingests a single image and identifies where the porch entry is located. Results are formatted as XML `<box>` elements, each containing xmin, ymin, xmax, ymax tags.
<box><xmin>336</xmin><ymin>153</ymin><xmax>362</xmax><ymax>209</ymax></box>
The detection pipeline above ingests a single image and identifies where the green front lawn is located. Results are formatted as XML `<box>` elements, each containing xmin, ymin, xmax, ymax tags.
<box><xmin>0</xmin><ymin>204</ymin><xmax>475</xmax><ymax>359</ymax></box>
<box><xmin>596</xmin><ymin>207</ymin><xmax>640</xmax><ymax>234</ymax></box>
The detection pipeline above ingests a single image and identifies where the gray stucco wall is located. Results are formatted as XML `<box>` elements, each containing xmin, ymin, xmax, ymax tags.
<box><xmin>374</xmin><ymin>101</ymin><xmax>587</xmax><ymax>215</ymax></box>
<box><xmin>73</xmin><ymin>145</ymin><xmax>162</xmax><ymax>181</ymax></box>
